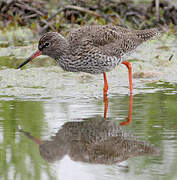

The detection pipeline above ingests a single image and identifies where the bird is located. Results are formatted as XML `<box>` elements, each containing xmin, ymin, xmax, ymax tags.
<box><xmin>17</xmin><ymin>25</ymin><xmax>160</xmax><ymax>96</ymax></box>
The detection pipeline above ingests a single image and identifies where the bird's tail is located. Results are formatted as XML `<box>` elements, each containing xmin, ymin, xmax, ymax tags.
<box><xmin>135</xmin><ymin>28</ymin><xmax>161</xmax><ymax>41</ymax></box>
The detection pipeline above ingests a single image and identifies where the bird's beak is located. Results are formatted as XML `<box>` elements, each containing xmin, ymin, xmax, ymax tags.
<box><xmin>17</xmin><ymin>50</ymin><xmax>42</xmax><ymax>69</ymax></box>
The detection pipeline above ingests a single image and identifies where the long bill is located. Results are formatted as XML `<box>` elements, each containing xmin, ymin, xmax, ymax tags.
<box><xmin>17</xmin><ymin>50</ymin><xmax>42</xmax><ymax>69</ymax></box>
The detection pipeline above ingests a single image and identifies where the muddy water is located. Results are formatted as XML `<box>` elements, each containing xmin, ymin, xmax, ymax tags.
<box><xmin>0</xmin><ymin>30</ymin><xmax>177</xmax><ymax>180</ymax></box>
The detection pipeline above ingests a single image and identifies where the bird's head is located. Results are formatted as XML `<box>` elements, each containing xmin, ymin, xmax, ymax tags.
<box><xmin>17</xmin><ymin>32</ymin><xmax>68</xmax><ymax>69</ymax></box>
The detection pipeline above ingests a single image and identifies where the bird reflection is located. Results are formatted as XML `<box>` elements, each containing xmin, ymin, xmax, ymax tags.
<box><xmin>20</xmin><ymin>115</ymin><xmax>159</xmax><ymax>164</ymax></box>
<box><xmin>104</xmin><ymin>94</ymin><xmax>133</xmax><ymax>126</ymax></box>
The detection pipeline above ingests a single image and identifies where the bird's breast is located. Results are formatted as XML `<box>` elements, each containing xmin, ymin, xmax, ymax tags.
<box><xmin>57</xmin><ymin>55</ymin><xmax>121</xmax><ymax>74</ymax></box>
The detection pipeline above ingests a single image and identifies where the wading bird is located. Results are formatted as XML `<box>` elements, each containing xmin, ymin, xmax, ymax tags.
<box><xmin>17</xmin><ymin>25</ymin><xmax>160</xmax><ymax>96</ymax></box>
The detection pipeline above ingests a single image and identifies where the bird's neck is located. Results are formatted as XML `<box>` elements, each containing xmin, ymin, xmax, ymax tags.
<box><xmin>49</xmin><ymin>38</ymin><xmax>70</xmax><ymax>60</ymax></box>
<box><xmin>51</xmin><ymin>38</ymin><xmax>72</xmax><ymax>71</ymax></box>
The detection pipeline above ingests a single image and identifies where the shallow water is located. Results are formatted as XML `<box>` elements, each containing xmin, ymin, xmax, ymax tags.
<box><xmin>0</xmin><ymin>30</ymin><xmax>177</xmax><ymax>180</ymax></box>
<box><xmin>0</xmin><ymin>92</ymin><xmax>177</xmax><ymax>180</ymax></box>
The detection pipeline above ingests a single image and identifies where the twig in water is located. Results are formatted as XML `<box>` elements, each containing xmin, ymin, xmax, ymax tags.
<box><xmin>168</xmin><ymin>54</ymin><xmax>174</xmax><ymax>61</ymax></box>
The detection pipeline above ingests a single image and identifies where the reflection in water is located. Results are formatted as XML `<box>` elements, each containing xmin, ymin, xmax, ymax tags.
<box><xmin>20</xmin><ymin>115</ymin><xmax>159</xmax><ymax>164</ymax></box>
<box><xmin>104</xmin><ymin>94</ymin><xmax>133</xmax><ymax>126</ymax></box>
<box><xmin>120</xmin><ymin>94</ymin><xmax>133</xmax><ymax>126</ymax></box>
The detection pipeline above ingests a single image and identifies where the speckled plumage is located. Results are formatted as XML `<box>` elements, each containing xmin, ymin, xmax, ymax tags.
<box><xmin>38</xmin><ymin>25</ymin><xmax>160</xmax><ymax>74</ymax></box>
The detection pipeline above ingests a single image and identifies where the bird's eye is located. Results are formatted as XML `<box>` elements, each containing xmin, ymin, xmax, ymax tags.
<box><xmin>44</xmin><ymin>42</ymin><xmax>50</xmax><ymax>48</ymax></box>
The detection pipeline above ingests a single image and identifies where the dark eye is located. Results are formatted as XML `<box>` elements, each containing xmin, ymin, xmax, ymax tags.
<box><xmin>44</xmin><ymin>42</ymin><xmax>50</xmax><ymax>48</ymax></box>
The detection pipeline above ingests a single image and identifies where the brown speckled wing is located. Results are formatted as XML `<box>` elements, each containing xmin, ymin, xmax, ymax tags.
<box><xmin>67</xmin><ymin>25</ymin><xmax>159</xmax><ymax>58</ymax></box>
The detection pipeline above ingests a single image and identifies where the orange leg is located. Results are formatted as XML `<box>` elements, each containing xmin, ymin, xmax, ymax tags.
<box><xmin>103</xmin><ymin>94</ymin><xmax>108</xmax><ymax>118</ymax></box>
<box><xmin>103</xmin><ymin>72</ymin><xmax>108</xmax><ymax>96</ymax></box>
<box><xmin>120</xmin><ymin>94</ymin><xmax>133</xmax><ymax>126</ymax></box>
<box><xmin>103</xmin><ymin>72</ymin><xmax>108</xmax><ymax>118</ymax></box>
<box><xmin>122</xmin><ymin>61</ymin><xmax>133</xmax><ymax>95</ymax></box>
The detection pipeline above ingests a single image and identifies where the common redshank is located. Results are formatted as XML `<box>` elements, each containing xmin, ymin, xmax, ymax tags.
<box><xmin>17</xmin><ymin>25</ymin><xmax>160</xmax><ymax>95</ymax></box>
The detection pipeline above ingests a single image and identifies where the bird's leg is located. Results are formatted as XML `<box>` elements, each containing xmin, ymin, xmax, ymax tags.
<box><xmin>120</xmin><ymin>94</ymin><xmax>133</xmax><ymax>126</ymax></box>
<box><xmin>103</xmin><ymin>72</ymin><xmax>109</xmax><ymax>118</ymax></box>
<box><xmin>121</xmin><ymin>61</ymin><xmax>133</xmax><ymax>95</ymax></box>
<box><xmin>103</xmin><ymin>72</ymin><xmax>108</xmax><ymax>96</ymax></box>
<box><xmin>103</xmin><ymin>93</ymin><xmax>108</xmax><ymax>119</ymax></box>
